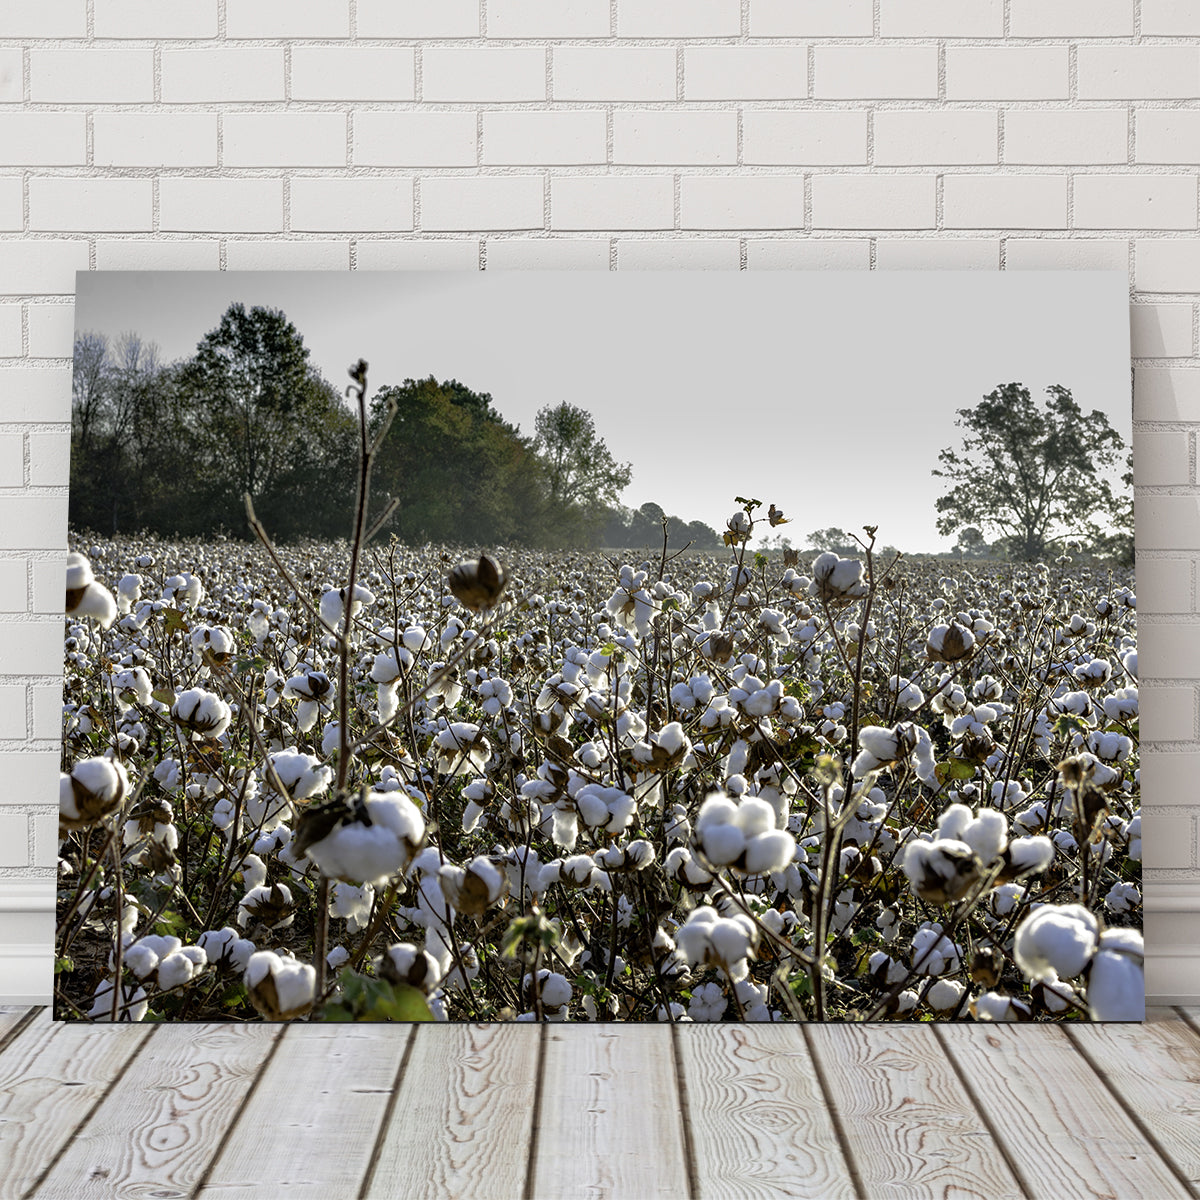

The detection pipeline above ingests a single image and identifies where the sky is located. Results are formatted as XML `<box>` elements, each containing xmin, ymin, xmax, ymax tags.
<box><xmin>74</xmin><ymin>269</ymin><xmax>1132</xmax><ymax>554</ymax></box>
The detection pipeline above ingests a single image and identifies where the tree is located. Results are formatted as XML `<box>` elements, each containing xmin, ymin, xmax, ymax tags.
<box><xmin>807</xmin><ymin>527</ymin><xmax>856</xmax><ymax>554</ymax></box>
<box><xmin>934</xmin><ymin>383</ymin><xmax>1127</xmax><ymax>561</ymax></box>
<box><xmin>533</xmin><ymin>402</ymin><xmax>632</xmax><ymax>539</ymax></box>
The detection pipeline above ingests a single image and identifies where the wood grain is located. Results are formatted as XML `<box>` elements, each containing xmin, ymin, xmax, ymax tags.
<box><xmin>676</xmin><ymin>1023</ymin><xmax>856</xmax><ymax>1200</ymax></box>
<box><xmin>364</xmin><ymin>1022</ymin><xmax>538</xmax><ymax>1200</ymax></box>
<box><xmin>195</xmin><ymin>1023</ymin><xmax>412</xmax><ymax>1199</ymax></box>
<box><xmin>530</xmin><ymin>1024</ymin><xmax>689</xmax><ymax>1200</ymax></box>
<box><xmin>0</xmin><ymin>1008</ymin><xmax>153</xmax><ymax>1199</ymax></box>
<box><xmin>938</xmin><ymin>1022</ymin><xmax>1191</xmax><ymax>1200</ymax></box>
<box><xmin>809</xmin><ymin>1021</ymin><xmax>1023</xmax><ymax>1200</ymax></box>
<box><xmin>0</xmin><ymin>1006</ymin><xmax>34</xmax><ymax>1049</ymax></box>
<box><xmin>30</xmin><ymin>1021</ymin><xmax>280</xmax><ymax>1200</ymax></box>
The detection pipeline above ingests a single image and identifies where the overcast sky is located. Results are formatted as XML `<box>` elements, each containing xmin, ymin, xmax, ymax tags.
<box><xmin>74</xmin><ymin>269</ymin><xmax>1131</xmax><ymax>553</ymax></box>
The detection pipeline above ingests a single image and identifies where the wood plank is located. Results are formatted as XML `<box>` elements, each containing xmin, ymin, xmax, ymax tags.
<box><xmin>31</xmin><ymin>1021</ymin><xmax>281</xmax><ymax>1200</ymax></box>
<box><xmin>808</xmin><ymin>1022</ymin><xmax>1023</xmax><ymax>1200</ymax></box>
<box><xmin>196</xmin><ymin>1023</ymin><xmax>411</xmax><ymax>1199</ymax></box>
<box><xmin>0</xmin><ymin>1008</ymin><xmax>154</xmax><ymax>1199</ymax></box>
<box><xmin>0</xmin><ymin>1006</ymin><xmax>35</xmax><ymax>1050</ymax></box>
<box><xmin>1064</xmin><ymin>1012</ymin><xmax>1200</xmax><ymax>1193</ymax></box>
<box><xmin>676</xmin><ymin>1023</ymin><xmax>856</xmax><ymax>1200</ymax></box>
<box><xmin>364</xmin><ymin>1022</ymin><xmax>538</xmax><ymax>1200</ymax></box>
<box><xmin>530</xmin><ymin>1024</ymin><xmax>689</xmax><ymax>1200</ymax></box>
<box><xmin>938</xmin><ymin>1022</ymin><xmax>1191</xmax><ymax>1200</ymax></box>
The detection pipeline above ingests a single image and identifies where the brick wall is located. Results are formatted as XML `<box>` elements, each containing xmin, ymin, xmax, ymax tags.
<box><xmin>1</xmin><ymin>0</ymin><xmax>1196</xmax><ymax>1001</ymax></box>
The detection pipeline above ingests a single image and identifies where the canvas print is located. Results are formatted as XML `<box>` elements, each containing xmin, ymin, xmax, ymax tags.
<box><xmin>55</xmin><ymin>270</ymin><xmax>1140</xmax><ymax>1024</ymax></box>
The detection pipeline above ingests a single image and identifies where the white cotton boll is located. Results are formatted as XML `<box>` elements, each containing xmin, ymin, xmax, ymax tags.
<box><xmin>936</xmin><ymin>803</ymin><xmax>973</xmax><ymax>843</ymax></box>
<box><xmin>244</xmin><ymin>950</ymin><xmax>316</xmax><ymax>1021</ymax></box>
<box><xmin>734</xmin><ymin>796</ymin><xmax>775</xmax><ymax>839</ymax></box>
<box><xmin>1007</xmin><ymin>836</ymin><xmax>1054</xmax><ymax>875</ymax></box>
<box><xmin>268</xmin><ymin>748</ymin><xmax>333</xmax><ymax>800</ymax></box>
<box><xmin>536</xmin><ymin>971</ymin><xmax>572</xmax><ymax>1010</ymax></box>
<box><xmin>688</xmin><ymin>981</ymin><xmax>728</xmax><ymax>1022</ymax></box>
<box><xmin>970</xmin><ymin>992</ymin><xmax>1028</xmax><ymax>1023</ymax></box>
<box><xmin>198</xmin><ymin>927</ymin><xmax>256</xmax><ymax>973</ymax></box>
<box><xmin>1102</xmin><ymin>687</ymin><xmax>1138</xmax><ymax>722</ymax></box>
<box><xmin>1087</xmin><ymin>929</ymin><xmax>1144</xmax><ymax>1022</ymax></box>
<box><xmin>60</xmin><ymin>756</ymin><xmax>130</xmax><ymax>828</ymax></box>
<box><xmin>926</xmin><ymin>978</ymin><xmax>966</xmax><ymax>1011</ymax></box>
<box><xmin>171</xmin><ymin>687</ymin><xmax>232</xmax><ymax>741</ymax></box>
<box><xmin>961</xmin><ymin>809</ymin><xmax>1007</xmax><ymax>866</ymax></box>
<box><xmin>744</xmin><ymin>830</ymin><xmax>795</xmax><ymax>876</ymax></box>
<box><xmin>989</xmin><ymin>883</ymin><xmax>1025</xmax><ymax>918</ymax></box>
<box><xmin>123</xmin><ymin>942</ymin><xmax>160</xmax><ymax>979</ymax></box>
<box><xmin>868</xmin><ymin>951</ymin><xmax>908</xmax><ymax>985</ymax></box>
<box><xmin>700</xmin><ymin>823</ymin><xmax>747</xmax><ymax>866</ymax></box>
<box><xmin>1013</xmin><ymin>904</ymin><xmax>1099</xmax><ymax>982</ymax></box>
<box><xmin>1127</xmin><ymin>814</ymin><xmax>1141</xmax><ymax>861</ymax></box>
<box><xmin>89</xmin><ymin>978</ymin><xmax>148</xmax><ymax>1022</ymax></box>
<box><xmin>157</xmin><ymin>950</ymin><xmax>200</xmax><ymax>990</ymax></box>
<box><xmin>237</xmin><ymin>854</ymin><xmax>267</xmax><ymax>891</ymax></box>
<box><xmin>857</xmin><ymin>726</ymin><xmax>899</xmax><ymax>763</ymax></box>
<box><xmin>303</xmin><ymin>792</ymin><xmax>426</xmax><ymax>885</ymax></box>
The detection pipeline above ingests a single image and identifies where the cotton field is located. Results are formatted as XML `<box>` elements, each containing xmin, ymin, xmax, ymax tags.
<box><xmin>55</xmin><ymin>513</ymin><xmax>1142</xmax><ymax>1024</ymax></box>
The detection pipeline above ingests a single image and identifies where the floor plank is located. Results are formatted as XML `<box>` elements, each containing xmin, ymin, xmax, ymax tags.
<box><xmin>808</xmin><ymin>1022</ymin><xmax>1023</xmax><ymax>1200</ymax></box>
<box><xmin>530</xmin><ymin>1024</ymin><xmax>689</xmax><ymax>1200</ymax></box>
<box><xmin>363</xmin><ymin>1023</ymin><xmax>538</xmax><ymax>1200</ymax></box>
<box><xmin>0</xmin><ymin>1007</ymin><xmax>34</xmax><ymax>1049</ymax></box>
<box><xmin>196</xmin><ymin>1023</ymin><xmax>411</xmax><ymax>1199</ymax></box>
<box><xmin>30</xmin><ymin>1022</ymin><xmax>281</xmax><ymax>1200</ymax></box>
<box><xmin>1063</xmin><ymin>1013</ymin><xmax>1200</xmax><ymax>1195</ymax></box>
<box><xmin>676</xmin><ymin>1023</ymin><xmax>856</xmax><ymax>1200</ymax></box>
<box><xmin>938</xmin><ymin>1023</ymin><xmax>1191</xmax><ymax>1200</ymax></box>
<box><xmin>0</xmin><ymin>1009</ymin><xmax>154</xmax><ymax>1199</ymax></box>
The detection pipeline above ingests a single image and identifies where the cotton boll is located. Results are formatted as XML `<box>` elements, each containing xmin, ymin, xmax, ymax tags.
<box><xmin>244</xmin><ymin>950</ymin><xmax>316</xmax><ymax>1021</ymax></box>
<box><xmin>157</xmin><ymin>950</ymin><xmax>201</xmax><ymax>991</ymax></box>
<box><xmin>88</xmin><ymin>977</ymin><xmax>148</xmax><ymax>1022</ymax></box>
<box><xmin>301</xmin><ymin>792</ymin><xmax>426</xmax><ymax>886</ymax></box>
<box><xmin>902</xmin><ymin>838</ymin><xmax>980</xmax><ymax>906</ymax></box>
<box><xmin>1013</xmin><ymin>904</ymin><xmax>1099</xmax><ymax>982</ymax></box>
<box><xmin>378</xmin><ymin>942</ymin><xmax>442</xmax><ymax>994</ymax></box>
<box><xmin>925</xmin><ymin>978</ymin><xmax>966</xmax><ymax>1012</ymax></box>
<box><xmin>1087</xmin><ymin>929</ymin><xmax>1144</xmax><ymax>1021</ymax></box>
<box><xmin>171</xmin><ymin>687</ymin><xmax>232</xmax><ymax>741</ymax></box>
<box><xmin>969</xmin><ymin>992</ymin><xmax>1031</xmax><ymax>1022</ymax></box>
<box><xmin>60</xmin><ymin>757</ymin><xmax>130</xmax><ymax>829</ymax></box>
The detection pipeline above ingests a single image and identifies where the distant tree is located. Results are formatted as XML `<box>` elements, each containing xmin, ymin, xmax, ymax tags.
<box><xmin>807</xmin><ymin>527</ymin><xmax>857</xmax><ymax>554</ymax></box>
<box><xmin>953</xmin><ymin>526</ymin><xmax>992</xmax><ymax>559</ymax></box>
<box><xmin>934</xmin><ymin>383</ymin><xmax>1127</xmax><ymax>562</ymax></box>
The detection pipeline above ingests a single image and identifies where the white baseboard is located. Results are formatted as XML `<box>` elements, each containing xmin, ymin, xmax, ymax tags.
<box><xmin>0</xmin><ymin>879</ymin><xmax>55</xmax><ymax>1006</ymax></box>
<box><xmin>0</xmin><ymin>945</ymin><xmax>51</xmax><ymax>1006</ymax></box>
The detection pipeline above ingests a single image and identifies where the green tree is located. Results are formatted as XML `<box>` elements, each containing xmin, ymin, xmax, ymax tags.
<box><xmin>807</xmin><ymin>527</ymin><xmax>856</xmax><ymax>554</ymax></box>
<box><xmin>934</xmin><ymin>383</ymin><xmax>1127</xmax><ymax>562</ymax></box>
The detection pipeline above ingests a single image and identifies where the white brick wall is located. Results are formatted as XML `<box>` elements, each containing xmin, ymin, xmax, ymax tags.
<box><xmin>0</xmin><ymin>2</ymin><xmax>1196</xmax><ymax>1002</ymax></box>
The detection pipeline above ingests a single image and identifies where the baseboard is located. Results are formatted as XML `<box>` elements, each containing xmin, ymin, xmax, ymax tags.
<box><xmin>0</xmin><ymin>945</ymin><xmax>51</xmax><ymax>1006</ymax></box>
<box><xmin>0</xmin><ymin>879</ymin><xmax>55</xmax><ymax>1006</ymax></box>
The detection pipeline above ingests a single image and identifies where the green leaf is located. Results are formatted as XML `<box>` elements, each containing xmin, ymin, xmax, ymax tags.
<box><xmin>151</xmin><ymin>688</ymin><xmax>176</xmax><ymax>707</ymax></box>
<box><xmin>54</xmin><ymin>956</ymin><xmax>74</xmax><ymax>975</ymax></box>
<box><xmin>935</xmin><ymin>758</ymin><xmax>977</xmax><ymax>784</ymax></box>
<box><xmin>162</xmin><ymin>608</ymin><xmax>189</xmax><ymax>636</ymax></box>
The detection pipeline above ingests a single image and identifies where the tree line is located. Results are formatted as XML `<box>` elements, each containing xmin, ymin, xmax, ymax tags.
<box><xmin>70</xmin><ymin>302</ymin><xmax>722</xmax><ymax>551</ymax></box>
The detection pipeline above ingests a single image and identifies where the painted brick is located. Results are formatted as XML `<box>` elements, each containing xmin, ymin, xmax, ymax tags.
<box><xmin>356</xmin><ymin>240</ymin><xmax>480</xmax><ymax>270</ymax></box>
<box><xmin>489</xmin><ymin>0</ymin><xmax>609</xmax><ymax>38</ymax></box>
<box><xmin>31</xmin><ymin>178</ymin><xmax>154</xmax><ymax>234</ymax></box>
<box><xmin>94</xmin><ymin>240</ymin><xmax>220</xmax><ymax>271</ymax></box>
<box><xmin>1004</xmin><ymin>110</ymin><xmax>1128</xmax><ymax>166</ymax></box>
<box><xmin>31</xmin><ymin>50</ymin><xmax>154</xmax><ymax>104</ymax></box>
<box><xmin>0</xmin><ymin>434</ymin><xmax>22</xmax><ymax>487</ymax></box>
<box><xmin>1137</xmin><ymin>240</ymin><xmax>1200</xmax><ymax>294</ymax></box>
<box><xmin>551</xmin><ymin>176</ymin><xmax>674</xmax><ymax>231</ymax></box>
<box><xmin>0</xmin><ymin>685</ymin><xmax>23</xmax><ymax>739</ymax></box>
<box><xmin>1004</xmin><ymin>239</ymin><xmax>1129</xmax><ymax>272</ymax></box>
<box><xmin>224</xmin><ymin>241</ymin><xmax>350</xmax><ymax>271</ymax></box>
<box><xmin>1137</xmin><ymin>498</ymin><xmax>1200</xmax><ymax>549</ymax></box>
<box><xmin>1074</xmin><ymin>175</ymin><xmax>1197</xmax><ymax>231</ymax></box>
<box><xmin>0</xmin><ymin>753</ymin><xmax>56</xmax><ymax>808</ymax></box>
<box><xmin>742</xmin><ymin>111</ymin><xmax>867</xmax><ymax>166</ymax></box>
<box><xmin>1009</xmin><ymin>0</ymin><xmax>1133</xmax><ymax>36</ymax></box>
<box><xmin>423</xmin><ymin>49</ymin><xmax>546</xmax><ymax>103</ymax></box>
<box><xmin>161</xmin><ymin>49</ymin><xmax>285</xmax><ymax>104</ymax></box>
<box><xmin>1140</xmin><ymin>751</ymin><xmax>1200</xmax><ymax>807</ymax></box>
<box><xmin>875</xmin><ymin>239</ymin><xmax>1000</xmax><ymax>270</ymax></box>
<box><xmin>1077</xmin><ymin>47</ymin><xmax>1200</xmax><ymax>100</ymax></box>
<box><xmin>874</xmin><ymin>110</ymin><xmax>998</xmax><ymax>166</ymax></box>
<box><xmin>93</xmin><ymin>0</ymin><xmax>218</xmax><ymax>38</ymax></box>
<box><xmin>943</xmin><ymin>175</ymin><xmax>1068</xmax><ymax>229</ymax></box>
<box><xmin>0</xmin><ymin>243</ymin><xmax>89</xmax><ymax>296</ymax></box>
<box><xmin>31</xmin><ymin>557</ymin><xmax>66</xmax><ymax>612</ymax></box>
<box><xmin>1141</xmin><ymin>811</ymin><xmax>1194</xmax><ymax>864</ymax></box>
<box><xmin>617</xmin><ymin>0</ymin><xmax>740</xmax><ymax>37</ymax></box>
<box><xmin>1141</xmin><ymin>683</ymin><xmax>1196</xmax><ymax>738</ymax></box>
<box><xmin>421</xmin><ymin>176</ymin><xmax>543</xmax><ymax>232</ymax></box>
<box><xmin>1135</xmin><ymin>369</ymin><xmax>1200</xmax><ymax>421</ymax></box>
<box><xmin>0</xmin><ymin>306</ymin><xmax>20</xmax><ymax>357</ymax></box>
<box><xmin>0</xmin><ymin>813</ymin><xmax>27</xmax><ymax>865</ymax></box>
<box><xmin>485</xmin><ymin>111</ymin><xmax>608</xmax><ymax>166</ymax></box>
<box><xmin>685</xmin><ymin>47</ymin><xmax>809</xmax><ymax>101</ymax></box>
<box><xmin>681</xmin><ymin>177</ymin><xmax>805</xmax><ymax>229</ymax></box>
<box><xmin>1131</xmin><ymin>303</ymin><xmax>1195</xmax><ymax>359</ymax></box>
<box><xmin>553</xmin><ymin>47</ymin><xmax>677</xmax><ymax>102</ymax></box>
<box><xmin>1135</xmin><ymin>432</ymin><xmax>1191</xmax><ymax>486</ymax></box>
<box><xmin>814</xmin><ymin>46</ymin><xmax>938</xmax><ymax>100</ymax></box>
<box><xmin>1137</xmin><ymin>110</ymin><xmax>1200</xmax><ymax>165</ymax></box>
<box><xmin>223</xmin><ymin>114</ymin><xmax>347</xmax><ymax>169</ymax></box>
<box><xmin>225</xmin><ymin>0</ymin><xmax>349</xmax><ymax>39</ymax></box>
<box><xmin>811</xmin><ymin>175</ymin><xmax>937</xmax><ymax>229</ymax></box>
<box><xmin>0</xmin><ymin>560</ymin><xmax>26</xmax><ymax>612</ymax></box>
<box><xmin>159</xmin><ymin>177</ymin><xmax>283</xmax><ymax>233</ymax></box>
<box><xmin>879</xmin><ymin>0</ymin><xmax>1003</xmax><ymax>37</ymax></box>
<box><xmin>749</xmin><ymin>0</ymin><xmax>872</xmax><ymax>36</ymax></box>
<box><xmin>93</xmin><ymin>113</ymin><xmax>218</xmax><ymax>168</ymax></box>
<box><xmin>290</xmin><ymin>48</ymin><xmax>416</xmax><ymax>103</ymax></box>
<box><xmin>31</xmin><ymin>683</ymin><xmax>62</xmax><ymax>740</ymax></box>
<box><xmin>290</xmin><ymin>178</ymin><xmax>413</xmax><ymax>233</ymax></box>
<box><xmin>0</xmin><ymin>0</ymin><xmax>86</xmax><ymax>37</ymax></box>
<box><xmin>28</xmin><ymin>432</ymin><xmax>69</xmax><ymax>487</ymax></box>
<box><xmin>1138</xmin><ymin>0</ymin><xmax>1200</xmax><ymax>36</ymax></box>
<box><xmin>1138</xmin><ymin>559</ymin><xmax>1194</xmax><ymax>615</ymax></box>
<box><xmin>0</xmin><ymin>178</ymin><xmax>21</xmax><ymax>231</ymax></box>
<box><xmin>945</xmin><ymin>47</ymin><xmax>1069</xmax><ymax>101</ymax></box>
<box><xmin>356</xmin><ymin>113</ymin><xmax>478</xmax><ymax>168</ymax></box>
<box><xmin>0</xmin><ymin>51</ymin><xmax>21</xmax><ymax>105</ymax></box>
<box><xmin>484</xmin><ymin>239</ymin><xmax>609</xmax><ymax>269</ymax></box>
<box><xmin>26</xmin><ymin>304</ymin><xmax>74</xmax><ymax>359</ymax></box>
<box><xmin>0</xmin><ymin>369</ymin><xmax>71</xmax><ymax>422</ymax></box>
<box><xmin>0</xmin><ymin>114</ymin><xmax>86</xmax><ymax>167</ymax></box>
<box><xmin>357</xmin><ymin>0</ymin><xmax>479</xmax><ymax>37</ymax></box>
<box><xmin>613</xmin><ymin>110</ymin><xmax>736</xmax><ymax>166</ymax></box>
<box><xmin>0</xmin><ymin>621</ymin><xmax>62</xmax><ymax>671</ymax></box>
<box><xmin>616</xmin><ymin>240</ymin><xmax>740</xmax><ymax>269</ymax></box>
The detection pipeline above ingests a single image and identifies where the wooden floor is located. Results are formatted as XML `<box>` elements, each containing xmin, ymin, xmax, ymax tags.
<box><xmin>0</xmin><ymin>1008</ymin><xmax>1197</xmax><ymax>1200</ymax></box>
